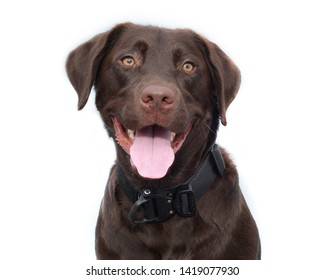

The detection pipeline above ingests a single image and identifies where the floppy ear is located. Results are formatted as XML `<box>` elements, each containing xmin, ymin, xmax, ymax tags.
<box><xmin>66</xmin><ymin>23</ymin><xmax>128</xmax><ymax>110</ymax></box>
<box><xmin>201</xmin><ymin>38</ymin><xmax>241</xmax><ymax>126</ymax></box>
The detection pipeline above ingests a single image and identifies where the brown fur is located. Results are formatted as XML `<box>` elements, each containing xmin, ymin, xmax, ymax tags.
<box><xmin>66</xmin><ymin>23</ymin><xmax>260</xmax><ymax>259</ymax></box>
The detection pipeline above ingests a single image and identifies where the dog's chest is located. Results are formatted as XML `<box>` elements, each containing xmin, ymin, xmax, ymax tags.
<box><xmin>133</xmin><ymin>218</ymin><xmax>197</xmax><ymax>259</ymax></box>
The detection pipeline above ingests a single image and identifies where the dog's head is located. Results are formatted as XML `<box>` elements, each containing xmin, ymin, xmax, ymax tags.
<box><xmin>66</xmin><ymin>23</ymin><xmax>240</xmax><ymax>180</ymax></box>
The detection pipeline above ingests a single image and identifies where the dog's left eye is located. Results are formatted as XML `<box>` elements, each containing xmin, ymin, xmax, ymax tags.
<box><xmin>121</xmin><ymin>56</ymin><xmax>135</xmax><ymax>66</ymax></box>
<box><xmin>182</xmin><ymin>62</ymin><xmax>195</xmax><ymax>73</ymax></box>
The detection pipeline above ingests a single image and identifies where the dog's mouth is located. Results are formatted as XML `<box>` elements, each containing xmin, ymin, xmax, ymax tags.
<box><xmin>112</xmin><ymin>117</ymin><xmax>192</xmax><ymax>179</ymax></box>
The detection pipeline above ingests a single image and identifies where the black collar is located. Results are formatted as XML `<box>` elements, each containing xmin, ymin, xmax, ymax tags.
<box><xmin>117</xmin><ymin>144</ymin><xmax>225</xmax><ymax>224</ymax></box>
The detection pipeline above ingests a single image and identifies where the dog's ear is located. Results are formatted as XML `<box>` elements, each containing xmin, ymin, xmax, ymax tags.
<box><xmin>199</xmin><ymin>37</ymin><xmax>241</xmax><ymax>126</ymax></box>
<box><xmin>66</xmin><ymin>23</ymin><xmax>129</xmax><ymax>110</ymax></box>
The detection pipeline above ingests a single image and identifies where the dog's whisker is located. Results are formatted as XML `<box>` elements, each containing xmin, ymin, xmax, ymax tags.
<box><xmin>201</xmin><ymin>121</ymin><xmax>217</xmax><ymax>137</ymax></box>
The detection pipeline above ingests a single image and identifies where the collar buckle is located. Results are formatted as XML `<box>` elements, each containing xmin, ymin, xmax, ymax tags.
<box><xmin>128</xmin><ymin>188</ymin><xmax>174</xmax><ymax>224</ymax></box>
<box><xmin>128</xmin><ymin>184</ymin><xmax>197</xmax><ymax>224</ymax></box>
<box><xmin>173</xmin><ymin>185</ymin><xmax>196</xmax><ymax>218</ymax></box>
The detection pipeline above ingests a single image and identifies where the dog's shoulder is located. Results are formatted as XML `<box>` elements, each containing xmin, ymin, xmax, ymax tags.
<box><xmin>220</xmin><ymin>146</ymin><xmax>239</xmax><ymax>188</ymax></box>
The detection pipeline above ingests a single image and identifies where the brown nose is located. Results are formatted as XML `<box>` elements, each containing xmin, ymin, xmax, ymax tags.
<box><xmin>140</xmin><ymin>85</ymin><xmax>175</xmax><ymax>112</ymax></box>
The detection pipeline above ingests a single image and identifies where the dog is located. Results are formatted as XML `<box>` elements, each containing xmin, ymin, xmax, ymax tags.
<box><xmin>66</xmin><ymin>23</ymin><xmax>260</xmax><ymax>259</ymax></box>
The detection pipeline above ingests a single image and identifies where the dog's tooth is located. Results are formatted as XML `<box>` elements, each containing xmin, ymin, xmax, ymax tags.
<box><xmin>127</xmin><ymin>130</ymin><xmax>135</xmax><ymax>140</ymax></box>
<box><xmin>170</xmin><ymin>132</ymin><xmax>176</xmax><ymax>142</ymax></box>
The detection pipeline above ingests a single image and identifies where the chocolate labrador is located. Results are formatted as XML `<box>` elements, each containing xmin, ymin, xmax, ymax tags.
<box><xmin>66</xmin><ymin>23</ymin><xmax>260</xmax><ymax>259</ymax></box>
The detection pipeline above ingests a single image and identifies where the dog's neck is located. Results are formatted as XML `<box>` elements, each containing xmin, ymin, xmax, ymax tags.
<box><xmin>117</xmin><ymin>144</ymin><xmax>225</xmax><ymax>224</ymax></box>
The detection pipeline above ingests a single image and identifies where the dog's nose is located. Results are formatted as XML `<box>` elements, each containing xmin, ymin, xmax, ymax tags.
<box><xmin>140</xmin><ymin>85</ymin><xmax>175</xmax><ymax>112</ymax></box>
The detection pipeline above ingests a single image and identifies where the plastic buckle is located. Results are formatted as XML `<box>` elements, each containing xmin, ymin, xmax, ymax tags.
<box><xmin>128</xmin><ymin>190</ymin><xmax>174</xmax><ymax>224</ymax></box>
<box><xmin>174</xmin><ymin>186</ymin><xmax>196</xmax><ymax>218</ymax></box>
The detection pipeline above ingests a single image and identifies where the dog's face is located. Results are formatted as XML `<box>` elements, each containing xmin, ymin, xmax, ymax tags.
<box><xmin>66</xmin><ymin>23</ymin><xmax>240</xmax><ymax>180</ymax></box>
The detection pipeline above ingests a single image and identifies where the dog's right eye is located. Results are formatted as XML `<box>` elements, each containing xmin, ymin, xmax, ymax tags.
<box><xmin>121</xmin><ymin>56</ymin><xmax>135</xmax><ymax>66</ymax></box>
<box><xmin>181</xmin><ymin>62</ymin><xmax>195</xmax><ymax>73</ymax></box>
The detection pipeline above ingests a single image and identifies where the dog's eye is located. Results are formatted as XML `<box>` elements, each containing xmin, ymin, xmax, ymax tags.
<box><xmin>182</xmin><ymin>62</ymin><xmax>195</xmax><ymax>73</ymax></box>
<box><xmin>121</xmin><ymin>56</ymin><xmax>135</xmax><ymax>66</ymax></box>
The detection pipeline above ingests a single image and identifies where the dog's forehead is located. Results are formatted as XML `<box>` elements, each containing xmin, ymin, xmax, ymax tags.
<box><xmin>114</xmin><ymin>25</ymin><xmax>201</xmax><ymax>55</ymax></box>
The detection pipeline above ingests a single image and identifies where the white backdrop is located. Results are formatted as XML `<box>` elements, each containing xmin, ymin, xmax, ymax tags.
<box><xmin>0</xmin><ymin>0</ymin><xmax>324</xmax><ymax>279</ymax></box>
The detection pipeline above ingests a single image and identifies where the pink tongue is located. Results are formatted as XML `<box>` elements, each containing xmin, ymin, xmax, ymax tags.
<box><xmin>130</xmin><ymin>125</ymin><xmax>175</xmax><ymax>179</ymax></box>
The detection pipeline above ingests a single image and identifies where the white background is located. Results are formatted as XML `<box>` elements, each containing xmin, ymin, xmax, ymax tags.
<box><xmin>0</xmin><ymin>0</ymin><xmax>324</xmax><ymax>279</ymax></box>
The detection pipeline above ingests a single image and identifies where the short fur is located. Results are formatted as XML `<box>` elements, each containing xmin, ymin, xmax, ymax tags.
<box><xmin>66</xmin><ymin>23</ymin><xmax>260</xmax><ymax>259</ymax></box>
